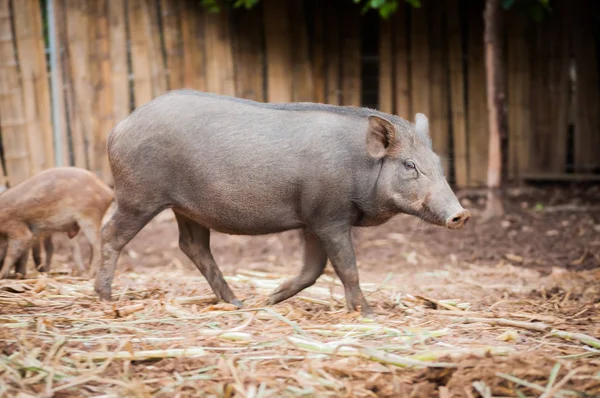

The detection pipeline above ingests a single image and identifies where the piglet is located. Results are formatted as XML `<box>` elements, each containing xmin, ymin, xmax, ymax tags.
<box><xmin>0</xmin><ymin>167</ymin><xmax>113</xmax><ymax>278</ymax></box>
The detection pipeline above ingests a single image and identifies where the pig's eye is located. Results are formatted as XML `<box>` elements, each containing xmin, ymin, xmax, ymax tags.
<box><xmin>404</xmin><ymin>161</ymin><xmax>416</xmax><ymax>170</ymax></box>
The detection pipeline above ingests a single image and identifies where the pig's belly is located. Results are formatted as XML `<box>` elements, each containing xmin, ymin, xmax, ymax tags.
<box><xmin>172</xmin><ymin>197</ymin><xmax>305</xmax><ymax>236</ymax></box>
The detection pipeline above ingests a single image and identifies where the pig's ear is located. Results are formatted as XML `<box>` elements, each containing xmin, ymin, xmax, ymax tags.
<box><xmin>414</xmin><ymin>113</ymin><xmax>430</xmax><ymax>137</ymax></box>
<box><xmin>367</xmin><ymin>115</ymin><xmax>397</xmax><ymax>159</ymax></box>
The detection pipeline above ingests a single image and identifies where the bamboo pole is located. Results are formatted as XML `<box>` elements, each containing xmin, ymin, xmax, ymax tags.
<box><xmin>467</xmin><ymin>1</ymin><xmax>489</xmax><ymax>186</ymax></box>
<box><xmin>446</xmin><ymin>0</ymin><xmax>468</xmax><ymax>187</ymax></box>
<box><xmin>573</xmin><ymin>0</ymin><xmax>600</xmax><ymax>173</ymax></box>
<box><xmin>65</xmin><ymin>0</ymin><xmax>92</xmax><ymax>169</ymax></box>
<box><xmin>312</xmin><ymin>4</ymin><xmax>325</xmax><ymax>104</ymax></box>
<box><xmin>324</xmin><ymin>1</ymin><xmax>341</xmax><ymax>105</ymax></box>
<box><xmin>180</xmin><ymin>0</ymin><xmax>206</xmax><ymax>90</ymax></box>
<box><xmin>128</xmin><ymin>0</ymin><xmax>153</xmax><ymax>107</ymax></box>
<box><xmin>90</xmin><ymin>0</ymin><xmax>113</xmax><ymax>182</ymax></box>
<box><xmin>146</xmin><ymin>0</ymin><xmax>167</xmax><ymax>98</ymax></box>
<box><xmin>161</xmin><ymin>0</ymin><xmax>184</xmax><ymax>90</ymax></box>
<box><xmin>341</xmin><ymin>3</ymin><xmax>361</xmax><ymax>106</ymax></box>
<box><xmin>47</xmin><ymin>0</ymin><xmax>68</xmax><ymax>167</ymax></box>
<box><xmin>263</xmin><ymin>0</ymin><xmax>292</xmax><ymax>102</ymax></box>
<box><xmin>393</xmin><ymin>3</ymin><xmax>410</xmax><ymax>118</ymax></box>
<box><xmin>429</xmin><ymin>3</ymin><xmax>450</xmax><ymax>177</ymax></box>
<box><xmin>109</xmin><ymin>0</ymin><xmax>130</xmax><ymax>124</ymax></box>
<box><xmin>289</xmin><ymin>0</ymin><xmax>313</xmax><ymax>102</ymax></box>
<box><xmin>379</xmin><ymin>19</ymin><xmax>393</xmax><ymax>114</ymax></box>
<box><xmin>410</xmin><ymin>3</ymin><xmax>430</xmax><ymax>117</ymax></box>
<box><xmin>12</xmin><ymin>0</ymin><xmax>54</xmax><ymax>174</ymax></box>
<box><xmin>232</xmin><ymin>6</ymin><xmax>265</xmax><ymax>101</ymax></box>
<box><xmin>506</xmin><ymin>11</ymin><xmax>531</xmax><ymax>180</ymax></box>
<box><xmin>0</xmin><ymin>0</ymin><xmax>31</xmax><ymax>185</ymax></box>
<box><xmin>205</xmin><ymin>8</ymin><xmax>236</xmax><ymax>96</ymax></box>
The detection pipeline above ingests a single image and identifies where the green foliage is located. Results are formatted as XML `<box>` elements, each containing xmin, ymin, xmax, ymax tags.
<box><xmin>502</xmin><ymin>0</ymin><xmax>553</xmax><ymax>22</ymax></box>
<box><xmin>199</xmin><ymin>0</ymin><xmax>552</xmax><ymax>20</ymax></box>
<box><xmin>200</xmin><ymin>0</ymin><xmax>259</xmax><ymax>13</ymax></box>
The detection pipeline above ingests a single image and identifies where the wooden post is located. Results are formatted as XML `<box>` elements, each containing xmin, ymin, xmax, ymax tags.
<box><xmin>65</xmin><ymin>0</ymin><xmax>92</xmax><ymax>169</ymax></box>
<box><xmin>52</xmin><ymin>0</ymin><xmax>70</xmax><ymax>167</ymax></box>
<box><xmin>289</xmin><ymin>0</ymin><xmax>314</xmax><ymax>102</ymax></box>
<box><xmin>483</xmin><ymin>0</ymin><xmax>505</xmax><ymax>217</ymax></box>
<box><xmin>89</xmin><ymin>0</ymin><xmax>113</xmax><ymax>182</ymax></box>
<box><xmin>393</xmin><ymin>3</ymin><xmax>411</xmax><ymax>118</ymax></box>
<box><xmin>506</xmin><ymin>11</ymin><xmax>531</xmax><ymax>180</ymax></box>
<box><xmin>379</xmin><ymin>19</ymin><xmax>393</xmax><ymax>114</ymax></box>
<box><xmin>109</xmin><ymin>0</ymin><xmax>131</xmax><ymax>123</ymax></box>
<box><xmin>341</xmin><ymin>3</ymin><xmax>361</xmax><ymax>106</ymax></box>
<box><xmin>467</xmin><ymin>2</ymin><xmax>488</xmax><ymax>187</ymax></box>
<box><xmin>410</xmin><ymin>3</ymin><xmax>430</xmax><ymax>116</ymax></box>
<box><xmin>0</xmin><ymin>0</ymin><xmax>30</xmax><ymax>184</ymax></box>
<box><xmin>146</xmin><ymin>0</ymin><xmax>167</xmax><ymax>98</ymax></box>
<box><xmin>263</xmin><ymin>0</ymin><xmax>292</xmax><ymax>102</ymax></box>
<box><xmin>574</xmin><ymin>0</ymin><xmax>600</xmax><ymax>173</ymax></box>
<box><xmin>180</xmin><ymin>0</ymin><xmax>206</xmax><ymax>90</ymax></box>
<box><xmin>205</xmin><ymin>8</ymin><xmax>236</xmax><ymax>96</ymax></box>
<box><xmin>12</xmin><ymin>0</ymin><xmax>54</xmax><ymax>174</ymax></box>
<box><xmin>312</xmin><ymin>3</ymin><xmax>325</xmax><ymax>104</ymax></box>
<box><xmin>323</xmin><ymin>1</ymin><xmax>341</xmax><ymax>105</ymax></box>
<box><xmin>161</xmin><ymin>0</ymin><xmax>184</xmax><ymax>90</ymax></box>
<box><xmin>446</xmin><ymin>0</ymin><xmax>468</xmax><ymax>187</ymax></box>
<box><xmin>429</xmin><ymin>3</ymin><xmax>450</xmax><ymax>176</ymax></box>
<box><xmin>232</xmin><ymin>6</ymin><xmax>265</xmax><ymax>101</ymax></box>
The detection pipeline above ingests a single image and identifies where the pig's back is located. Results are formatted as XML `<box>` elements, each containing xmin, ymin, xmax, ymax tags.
<box><xmin>108</xmin><ymin>91</ymin><xmax>371</xmax><ymax>233</ymax></box>
<box><xmin>0</xmin><ymin>167</ymin><xmax>112</xmax><ymax>225</ymax></box>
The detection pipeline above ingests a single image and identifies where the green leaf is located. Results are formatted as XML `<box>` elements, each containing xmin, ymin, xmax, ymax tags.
<box><xmin>502</xmin><ymin>0</ymin><xmax>515</xmax><ymax>10</ymax></box>
<box><xmin>405</xmin><ymin>0</ymin><xmax>421</xmax><ymax>8</ymax></box>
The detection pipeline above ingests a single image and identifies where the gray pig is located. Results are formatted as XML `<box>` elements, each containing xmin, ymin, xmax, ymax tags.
<box><xmin>95</xmin><ymin>90</ymin><xmax>470</xmax><ymax>315</ymax></box>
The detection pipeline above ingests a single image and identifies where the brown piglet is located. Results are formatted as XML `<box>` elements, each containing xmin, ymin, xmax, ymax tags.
<box><xmin>0</xmin><ymin>167</ymin><xmax>113</xmax><ymax>278</ymax></box>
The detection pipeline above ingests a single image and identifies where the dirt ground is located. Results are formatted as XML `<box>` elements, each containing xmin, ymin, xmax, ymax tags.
<box><xmin>1</xmin><ymin>184</ymin><xmax>599</xmax><ymax>397</ymax></box>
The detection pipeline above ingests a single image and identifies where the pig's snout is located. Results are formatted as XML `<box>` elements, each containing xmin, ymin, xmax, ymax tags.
<box><xmin>445</xmin><ymin>209</ymin><xmax>471</xmax><ymax>230</ymax></box>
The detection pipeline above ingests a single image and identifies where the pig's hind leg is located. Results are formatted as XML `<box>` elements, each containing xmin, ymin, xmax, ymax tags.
<box><xmin>174</xmin><ymin>212</ymin><xmax>241</xmax><ymax>306</ymax></box>
<box><xmin>0</xmin><ymin>224</ymin><xmax>33</xmax><ymax>279</ymax></box>
<box><xmin>38</xmin><ymin>235</ymin><xmax>54</xmax><ymax>273</ymax></box>
<box><xmin>32</xmin><ymin>238</ymin><xmax>42</xmax><ymax>269</ymax></box>
<box><xmin>77</xmin><ymin>218</ymin><xmax>101</xmax><ymax>277</ymax></box>
<box><xmin>95</xmin><ymin>205</ymin><xmax>158</xmax><ymax>300</ymax></box>
<box><xmin>269</xmin><ymin>230</ymin><xmax>327</xmax><ymax>305</ymax></box>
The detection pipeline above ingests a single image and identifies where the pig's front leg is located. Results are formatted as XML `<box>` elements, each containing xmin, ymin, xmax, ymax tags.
<box><xmin>269</xmin><ymin>230</ymin><xmax>327</xmax><ymax>304</ymax></box>
<box><xmin>316</xmin><ymin>228</ymin><xmax>373</xmax><ymax>316</ymax></box>
<box><xmin>0</xmin><ymin>225</ymin><xmax>33</xmax><ymax>279</ymax></box>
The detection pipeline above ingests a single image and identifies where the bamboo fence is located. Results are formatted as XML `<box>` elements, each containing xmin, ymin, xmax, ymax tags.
<box><xmin>0</xmin><ymin>0</ymin><xmax>597</xmax><ymax>188</ymax></box>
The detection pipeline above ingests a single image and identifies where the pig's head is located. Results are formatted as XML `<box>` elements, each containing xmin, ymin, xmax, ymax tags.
<box><xmin>366</xmin><ymin>113</ymin><xmax>470</xmax><ymax>229</ymax></box>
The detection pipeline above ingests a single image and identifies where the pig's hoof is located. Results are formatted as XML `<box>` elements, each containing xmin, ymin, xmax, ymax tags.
<box><xmin>231</xmin><ymin>298</ymin><xmax>243</xmax><ymax>307</ymax></box>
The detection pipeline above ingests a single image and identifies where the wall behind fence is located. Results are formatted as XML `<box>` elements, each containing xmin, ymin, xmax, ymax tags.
<box><xmin>0</xmin><ymin>0</ymin><xmax>598</xmax><ymax>190</ymax></box>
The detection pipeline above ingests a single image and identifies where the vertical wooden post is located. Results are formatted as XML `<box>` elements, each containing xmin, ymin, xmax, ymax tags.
<box><xmin>429</xmin><ymin>3</ymin><xmax>450</xmax><ymax>176</ymax></box>
<box><xmin>289</xmin><ymin>0</ymin><xmax>314</xmax><ymax>102</ymax></box>
<box><xmin>65</xmin><ymin>0</ymin><xmax>92</xmax><ymax>169</ymax></box>
<box><xmin>109</xmin><ymin>0</ymin><xmax>130</xmax><ymax>123</ymax></box>
<box><xmin>446</xmin><ymin>0</ymin><xmax>468</xmax><ymax>187</ymax></box>
<box><xmin>232</xmin><ymin>6</ymin><xmax>265</xmax><ymax>101</ymax></box>
<box><xmin>0</xmin><ymin>0</ymin><xmax>30</xmax><ymax>184</ymax></box>
<box><xmin>52</xmin><ymin>0</ymin><xmax>70</xmax><ymax>167</ymax></box>
<box><xmin>379</xmin><ymin>19</ymin><xmax>393</xmax><ymax>114</ymax></box>
<box><xmin>341</xmin><ymin>3</ymin><xmax>361</xmax><ymax>106</ymax></box>
<box><xmin>90</xmin><ymin>0</ymin><xmax>113</xmax><ymax>181</ymax></box>
<box><xmin>312</xmin><ymin>3</ymin><xmax>326</xmax><ymax>104</ymax></box>
<box><xmin>323</xmin><ymin>1</ymin><xmax>341</xmax><ymax>105</ymax></box>
<box><xmin>506</xmin><ymin>11</ymin><xmax>531</xmax><ymax>180</ymax></box>
<box><xmin>467</xmin><ymin>1</ymin><xmax>488</xmax><ymax>186</ymax></box>
<box><xmin>161</xmin><ymin>0</ymin><xmax>184</xmax><ymax>90</ymax></box>
<box><xmin>205</xmin><ymin>9</ymin><xmax>236</xmax><ymax>96</ymax></box>
<box><xmin>263</xmin><ymin>0</ymin><xmax>292</xmax><ymax>102</ymax></box>
<box><xmin>180</xmin><ymin>0</ymin><xmax>206</xmax><ymax>90</ymax></box>
<box><xmin>483</xmin><ymin>0</ymin><xmax>505</xmax><ymax>217</ymax></box>
<box><xmin>393</xmin><ymin>3</ymin><xmax>411</xmax><ymax>118</ymax></box>
<box><xmin>12</xmin><ymin>0</ymin><xmax>54</xmax><ymax>174</ymax></box>
<box><xmin>410</xmin><ymin>3</ymin><xmax>430</xmax><ymax>116</ymax></box>
<box><xmin>574</xmin><ymin>0</ymin><xmax>600</xmax><ymax>173</ymax></box>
